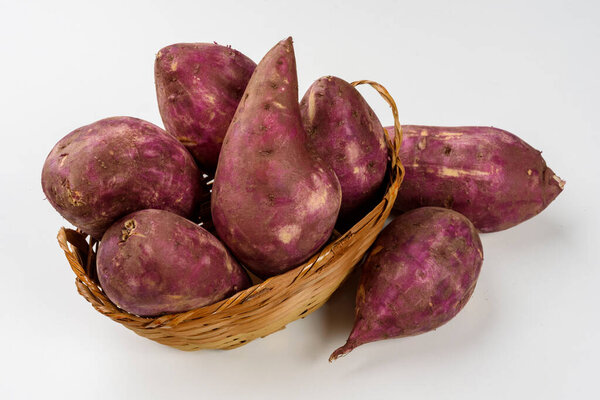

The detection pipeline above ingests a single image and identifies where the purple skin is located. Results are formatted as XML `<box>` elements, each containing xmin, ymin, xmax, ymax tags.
<box><xmin>330</xmin><ymin>207</ymin><xmax>483</xmax><ymax>361</ymax></box>
<box><xmin>300</xmin><ymin>76</ymin><xmax>388</xmax><ymax>221</ymax></box>
<box><xmin>387</xmin><ymin>125</ymin><xmax>565</xmax><ymax>232</ymax></box>
<box><xmin>155</xmin><ymin>43</ymin><xmax>256</xmax><ymax>173</ymax></box>
<box><xmin>41</xmin><ymin>117</ymin><xmax>205</xmax><ymax>239</ymax></box>
<box><xmin>211</xmin><ymin>38</ymin><xmax>342</xmax><ymax>278</ymax></box>
<box><xmin>97</xmin><ymin>209</ymin><xmax>251</xmax><ymax>317</ymax></box>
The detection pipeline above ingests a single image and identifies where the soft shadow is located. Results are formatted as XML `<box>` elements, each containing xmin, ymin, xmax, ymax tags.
<box><xmin>301</xmin><ymin>265</ymin><xmax>363</xmax><ymax>360</ymax></box>
<box><xmin>336</xmin><ymin>215</ymin><xmax>570</xmax><ymax>372</ymax></box>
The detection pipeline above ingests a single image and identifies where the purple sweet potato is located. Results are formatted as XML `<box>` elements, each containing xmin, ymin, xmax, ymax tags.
<box><xmin>212</xmin><ymin>38</ymin><xmax>342</xmax><ymax>278</ymax></box>
<box><xmin>155</xmin><ymin>43</ymin><xmax>256</xmax><ymax>172</ymax></box>
<box><xmin>300</xmin><ymin>76</ymin><xmax>388</xmax><ymax>220</ymax></box>
<box><xmin>387</xmin><ymin>125</ymin><xmax>565</xmax><ymax>232</ymax></box>
<box><xmin>97</xmin><ymin>209</ymin><xmax>250</xmax><ymax>317</ymax></box>
<box><xmin>41</xmin><ymin>117</ymin><xmax>204</xmax><ymax>239</ymax></box>
<box><xmin>330</xmin><ymin>207</ymin><xmax>483</xmax><ymax>361</ymax></box>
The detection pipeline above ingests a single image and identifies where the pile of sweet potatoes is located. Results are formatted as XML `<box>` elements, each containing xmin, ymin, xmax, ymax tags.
<box><xmin>41</xmin><ymin>37</ymin><xmax>564</xmax><ymax>359</ymax></box>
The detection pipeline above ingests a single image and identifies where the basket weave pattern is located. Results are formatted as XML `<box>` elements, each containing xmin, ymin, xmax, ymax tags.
<box><xmin>56</xmin><ymin>81</ymin><xmax>405</xmax><ymax>350</ymax></box>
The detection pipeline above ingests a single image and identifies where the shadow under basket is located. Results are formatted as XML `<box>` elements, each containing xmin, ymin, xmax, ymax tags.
<box><xmin>56</xmin><ymin>80</ymin><xmax>405</xmax><ymax>351</ymax></box>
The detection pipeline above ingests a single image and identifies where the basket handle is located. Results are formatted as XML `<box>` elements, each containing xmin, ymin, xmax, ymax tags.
<box><xmin>350</xmin><ymin>80</ymin><xmax>405</xmax><ymax>180</ymax></box>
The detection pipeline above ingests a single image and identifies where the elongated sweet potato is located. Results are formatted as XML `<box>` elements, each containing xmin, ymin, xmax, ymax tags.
<box><xmin>41</xmin><ymin>117</ymin><xmax>204</xmax><ymax>239</ymax></box>
<box><xmin>155</xmin><ymin>43</ymin><xmax>256</xmax><ymax>172</ymax></box>
<box><xmin>212</xmin><ymin>38</ymin><xmax>341</xmax><ymax>278</ymax></box>
<box><xmin>387</xmin><ymin>125</ymin><xmax>565</xmax><ymax>232</ymax></box>
<box><xmin>331</xmin><ymin>207</ymin><xmax>483</xmax><ymax>361</ymax></box>
<box><xmin>300</xmin><ymin>76</ymin><xmax>387</xmax><ymax>220</ymax></box>
<box><xmin>97</xmin><ymin>209</ymin><xmax>250</xmax><ymax>317</ymax></box>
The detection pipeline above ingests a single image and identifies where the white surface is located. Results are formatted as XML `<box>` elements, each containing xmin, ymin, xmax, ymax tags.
<box><xmin>1</xmin><ymin>1</ymin><xmax>598</xmax><ymax>399</ymax></box>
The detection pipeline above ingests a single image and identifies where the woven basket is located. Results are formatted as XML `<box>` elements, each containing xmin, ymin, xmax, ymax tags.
<box><xmin>56</xmin><ymin>81</ymin><xmax>405</xmax><ymax>351</ymax></box>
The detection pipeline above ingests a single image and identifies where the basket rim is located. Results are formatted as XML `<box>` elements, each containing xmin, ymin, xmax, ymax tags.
<box><xmin>56</xmin><ymin>79</ymin><xmax>405</xmax><ymax>335</ymax></box>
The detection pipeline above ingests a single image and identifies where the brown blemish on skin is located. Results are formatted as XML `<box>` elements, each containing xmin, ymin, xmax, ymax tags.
<box><xmin>59</xmin><ymin>153</ymin><xmax>68</xmax><ymax>167</ymax></box>
<box><xmin>94</xmin><ymin>156</ymin><xmax>107</xmax><ymax>169</ymax></box>
<box><xmin>307</xmin><ymin>90</ymin><xmax>317</xmax><ymax>124</ymax></box>
<box><xmin>225</xmin><ymin>257</ymin><xmax>234</xmax><ymax>272</ymax></box>
<box><xmin>64</xmin><ymin>181</ymin><xmax>85</xmax><ymax>206</ymax></box>
<box><xmin>439</xmin><ymin>132</ymin><xmax>464</xmax><ymax>137</ymax></box>
<box><xmin>444</xmin><ymin>195</ymin><xmax>455</xmax><ymax>208</ymax></box>
<box><xmin>429</xmin><ymin>166</ymin><xmax>490</xmax><ymax>178</ymax></box>
<box><xmin>444</xmin><ymin>146</ymin><xmax>452</xmax><ymax>155</ymax></box>
<box><xmin>553</xmin><ymin>174</ymin><xmax>566</xmax><ymax>189</ymax></box>
<box><xmin>346</xmin><ymin>142</ymin><xmax>360</xmax><ymax>163</ymax></box>
<box><xmin>278</xmin><ymin>225</ymin><xmax>301</xmax><ymax>244</ymax></box>
<box><xmin>205</xmin><ymin>94</ymin><xmax>216</xmax><ymax>105</ymax></box>
<box><xmin>177</xmin><ymin>137</ymin><xmax>198</xmax><ymax>146</ymax></box>
<box><xmin>120</xmin><ymin>219</ymin><xmax>137</xmax><ymax>242</ymax></box>
<box><xmin>306</xmin><ymin>189</ymin><xmax>328</xmax><ymax>212</ymax></box>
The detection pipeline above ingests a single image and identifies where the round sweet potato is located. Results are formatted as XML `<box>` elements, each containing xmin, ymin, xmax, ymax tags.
<box><xmin>331</xmin><ymin>207</ymin><xmax>483</xmax><ymax>361</ymax></box>
<box><xmin>155</xmin><ymin>43</ymin><xmax>256</xmax><ymax>172</ymax></box>
<box><xmin>97</xmin><ymin>209</ymin><xmax>251</xmax><ymax>317</ymax></box>
<box><xmin>41</xmin><ymin>117</ymin><xmax>204</xmax><ymax>239</ymax></box>
<box><xmin>300</xmin><ymin>76</ymin><xmax>388</xmax><ymax>220</ymax></box>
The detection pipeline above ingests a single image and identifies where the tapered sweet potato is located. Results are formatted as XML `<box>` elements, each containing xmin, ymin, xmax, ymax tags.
<box><xmin>41</xmin><ymin>117</ymin><xmax>204</xmax><ymax>239</ymax></box>
<box><xmin>155</xmin><ymin>43</ymin><xmax>256</xmax><ymax>172</ymax></box>
<box><xmin>387</xmin><ymin>125</ymin><xmax>565</xmax><ymax>232</ymax></box>
<box><xmin>331</xmin><ymin>207</ymin><xmax>483</xmax><ymax>361</ymax></box>
<box><xmin>300</xmin><ymin>76</ymin><xmax>387</xmax><ymax>220</ymax></box>
<box><xmin>97</xmin><ymin>209</ymin><xmax>250</xmax><ymax>317</ymax></box>
<box><xmin>212</xmin><ymin>38</ymin><xmax>342</xmax><ymax>278</ymax></box>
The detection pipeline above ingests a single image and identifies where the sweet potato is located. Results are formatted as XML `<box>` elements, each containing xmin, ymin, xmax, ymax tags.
<box><xmin>41</xmin><ymin>117</ymin><xmax>204</xmax><ymax>239</ymax></box>
<box><xmin>97</xmin><ymin>209</ymin><xmax>250</xmax><ymax>317</ymax></box>
<box><xmin>330</xmin><ymin>207</ymin><xmax>483</xmax><ymax>361</ymax></box>
<box><xmin>387</xmin><ymin>125</ymin><xmax>565</xmax><ymax>232</ymax></box>
<box><xmin>300</xmin><ymin>76</ymin><xmax>387</xmax><ymax>220</ymax></box>
<box><xmin>212</xmin><ymin>38</ymin><xmax>342</xmax><ymax>278</ymax></box>
<box><xmin>155</xmin><ymin>43</ymin><xmax>256</xmax><ymax>172</ymax></box>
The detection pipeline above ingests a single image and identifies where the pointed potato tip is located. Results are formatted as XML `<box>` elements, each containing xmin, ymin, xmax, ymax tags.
<box><xmin>279</xmin><ymin>37</ymin><xmax>294</xmax><ymax>52</ymax></box>
<box><xmin>552</xmin><ymin>174</ymin><xmax>566</xmax><ymax>190</ymax></box>
<box><xmin>329</xmin><ymin>342</ymin><xmax>355</xmax><ymax>362</ymax></box>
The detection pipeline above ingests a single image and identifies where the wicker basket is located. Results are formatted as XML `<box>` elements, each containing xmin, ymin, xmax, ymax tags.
<box><xmin>56</xmin><ymin>81</ymin><xmax>405</xmax><ymax>351</ymax></box>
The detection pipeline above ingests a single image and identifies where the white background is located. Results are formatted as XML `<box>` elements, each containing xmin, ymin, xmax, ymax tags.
<box><xmin>1</xmin><ymin>1</ymin><xmax>598</xmax><ymax>399</ymax></box>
